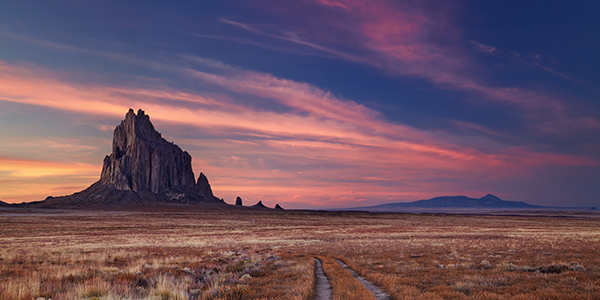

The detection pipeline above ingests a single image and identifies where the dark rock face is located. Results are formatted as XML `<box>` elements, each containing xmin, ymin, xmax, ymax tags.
<box><xmin>100</xmin><ymin>109</ymin><xmax>196</xmax><ymax>193</ymax></box>
<box><xmin>196</xmin><ymin>172</ymin><xmax>218</xmax><ymax>201</ymax></box>
<box><xmin>235</xmin><ymin>196</ymin><xmax>243</xmax><ymax>206</ymax></box>
<box><xmin>32</xmin><ymin>109</ymin><xmax>223</xmax><ymax>207</ymax></box>
<box><xmin>275</xmin><ymin>204</ymin><xmax>284</xmax><ymax>210</ymax></box>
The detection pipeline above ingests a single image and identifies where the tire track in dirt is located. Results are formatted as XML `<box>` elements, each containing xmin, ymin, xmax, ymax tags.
<box><xmin>335</xmin><ymin>259</ymin><xmax>393</xmax><ymax>300</ymax></box>
<box><xmin>313</xmin><ymin>257</ymin><xmax>332</xmax><ymax>300</ymax></box>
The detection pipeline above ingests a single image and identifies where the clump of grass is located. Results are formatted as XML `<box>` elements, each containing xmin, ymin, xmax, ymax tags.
<box><xmin>217</xmin><ymin>284</ymin><xmax>254</xmax><ymax>299</ymax></box>
<box><xmin>79</xmin><ymin>289</ymin><xmax>105</xmax><ymax>298</ymax></box>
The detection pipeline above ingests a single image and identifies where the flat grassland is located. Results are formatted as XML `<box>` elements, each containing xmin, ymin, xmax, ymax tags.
<box><xmin>0</xmin><ymin>208</ymin><xmax>598</xmax><ymax>300</ymax></box>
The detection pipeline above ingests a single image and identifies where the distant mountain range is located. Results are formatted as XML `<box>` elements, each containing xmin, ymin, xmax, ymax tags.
<box><xmin>345</xmin><ymin>194</ymin><xmax>581</xmax><ymax>212</ymax></box>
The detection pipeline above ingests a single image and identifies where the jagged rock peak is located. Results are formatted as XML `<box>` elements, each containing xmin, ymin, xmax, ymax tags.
<box><xmin>274</xmin><ymin>204</ymin><xmax>284</xmax><ymax>210</ymax></box>
<box><xmin>112</xmin><ymin>109</ymin><xmax>162</xmax><ymax>157</ymax></box>
<box><xmin>100</xmin><ymin>109</ymin><xmax>196</xmax><ymax>193</ymax></box>
<box><xmin>252</xmin><ymin>201</ymin><xmax>267</xmax><ymax>208</ymax></box>
<box><xmin>197</xmin><ymin>172</ymin><xmax>217</xmax><ymax>200</ymax></box>
<box><xmin>235</xmin><ymin>196</ymin><xmax>243</xmax><ymax>206</ymax></box>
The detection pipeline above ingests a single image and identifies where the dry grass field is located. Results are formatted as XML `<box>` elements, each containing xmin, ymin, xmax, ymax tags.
<box><xmin>0</xmin><ymin>208</ymin><xmax>598</xmax><ymax>299</ymax></box>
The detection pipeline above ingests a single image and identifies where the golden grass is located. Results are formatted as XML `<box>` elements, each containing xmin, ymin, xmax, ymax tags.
<box><xmin>0</xmin><ymin>246</ymin><xmax>315</xmax><ymax>300</ymax></box>
<box><xmin>0</xmin><ymin>209</ymin><xmax>598</xmax><ymax>299</ymax></box>
<box><xmin>318</xmin><ymin>256</ymin><xmax>375</xmax><ymax>300</ymax></box>
<box><xmin>318</xmin><ymin>213</ymin><xmax>600</xmax><ymax>300</ymax></box>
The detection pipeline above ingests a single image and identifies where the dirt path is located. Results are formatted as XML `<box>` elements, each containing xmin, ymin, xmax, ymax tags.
<box><xmin>313</xmin><ymin>258</ymin><xmax>332</xmax><ymax>300</ymax></box>
<box><xmin>335</xmin><ymin>259</ymin><xmax>393</xmax><ymax>300</ymax></box>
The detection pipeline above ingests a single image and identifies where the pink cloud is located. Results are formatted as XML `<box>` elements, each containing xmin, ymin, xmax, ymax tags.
<box><xmin>221</xmin><ymin>0</ymin><xmax>598</xmax><ymax>133</ymax></box>
<box><xmin>0</xmin><ymin>60</ymin><xmax>596</xmax><ymax>207</ymax></box>
<box><xmin>6</xmin><ymin>25</ymin><xmax>597</xmax><ymax>134</ymax></box>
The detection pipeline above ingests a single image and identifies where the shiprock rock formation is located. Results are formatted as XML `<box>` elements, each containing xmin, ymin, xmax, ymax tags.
<box><xmin>275</xmin><ymin>204</ymin><xmax>284</xmax><ymax>210</ymax></box>
<box><xmin>33</xmin><ymin>109</ymin><xmax>223</xmax><ymax>207</ymax></box>
<box><xmin>235</xmin><ymin>196</ymin><xmax>243</xmax><ymax>206</ymax></box>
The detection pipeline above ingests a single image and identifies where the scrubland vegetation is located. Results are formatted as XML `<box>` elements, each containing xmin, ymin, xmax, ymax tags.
<box><xmin>0</xmin><ymin>209</ymin><xmax>598</xmax><ymax>299</ymax></box>
<box><xmin>318</xmin><ymin>256</ymin><xmax>375</xmax><ymax>300</ymax></box>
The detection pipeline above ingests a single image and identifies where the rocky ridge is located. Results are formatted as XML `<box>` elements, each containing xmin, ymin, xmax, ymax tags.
<box><xmin>347</xmin><ymin>194</ymin><xmax>547</xmax><ymax>212</ymax></box>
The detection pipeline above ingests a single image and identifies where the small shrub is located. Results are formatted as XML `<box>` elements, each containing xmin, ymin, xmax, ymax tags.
<box><xmin>218</xmin><ymin>284</ymin><xmax>255</xmax><ymax>299</ymax></box>
<box><xmin>80</xmin><ymin>289</ymin><xmax>104</xmax><ymax>298</ymax></box>
<box><xmin>480</xmin><ymin>260</ymin><xmax>492</xmax><ymax>269</ymax></box>
<box><xmin>569</xmin><ymin>263</ymin><xmax>586</xmax><ymax>272</ymax></box>
<box><xmin>154</xmin><ymin>290</ymin><xmax>182</xmax><ymax>300</ymax></box>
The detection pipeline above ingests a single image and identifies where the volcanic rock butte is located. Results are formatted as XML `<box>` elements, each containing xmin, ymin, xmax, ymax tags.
<box><xmin>235</xmin><ymin>196</ymin><xmax>243</xmax><ymax>206</ymax></box>
<box><xmin>34</xmin><ymin>109</ymin><xmax>223</xmax><ymax>207</ymax></box>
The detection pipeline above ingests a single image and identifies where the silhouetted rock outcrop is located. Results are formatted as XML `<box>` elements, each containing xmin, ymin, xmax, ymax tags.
<box><xmin>0</xmin><ymin>200</ymin><xmax>9</xmax><ymax>207</ymax></box>
<box><xmin>196</xmin><ymin>172</ymin><xmax>218</xmax><ymax>201</ymax></box>
<box><xmin>252</xmin><ymin>201</ymin><xmax>268</xmax><ymax>208</ymax></box>
<box><xmin>236</xmin><ymin>196</ymin><xmax>243</xmax><ymax>206</ymax></box>
<box><xmin>100</xmin><ymin>109</ymin><xmax>196</xmax><ymax>193</ymax></box>
<box><xmin>30</xmin><ymin>109</ymin><xmax>223</xmax><ymax>208</ymax></box>
<box><xmin>275</xmin><ymin>204</ymin><xmax>284</xmax><ymax>210</ymax></box>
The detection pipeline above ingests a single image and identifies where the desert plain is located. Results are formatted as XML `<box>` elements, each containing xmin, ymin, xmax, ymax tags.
<box><xmin>0</xmin><ymin>207</ymin><xmax>598</xmax><ymax>300</ymax></box>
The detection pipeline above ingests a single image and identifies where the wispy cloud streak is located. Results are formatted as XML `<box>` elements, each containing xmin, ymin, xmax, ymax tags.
<box><xmin>219</xmin><ymin>0</ymin><xmax>600</xmax><ymax>133</ymax></box>
<box><xmin>218</xmin><ymin>19</ymin><xmax>371</xmax><ymax>64</ymax></box>
<box><xmin>469</xmin><ymin>41</ymin><xmax>498</xmax><ymax>55</ymax></box>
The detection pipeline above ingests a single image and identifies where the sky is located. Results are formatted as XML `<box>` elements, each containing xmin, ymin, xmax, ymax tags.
<box><xmin>0</xmin><ymin>0</ymin><xmax>599</xmax><ymax>208</ymax></box>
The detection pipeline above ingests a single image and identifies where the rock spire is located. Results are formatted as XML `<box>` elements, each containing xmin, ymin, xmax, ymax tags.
<box><xmin>100</xmin><ymin>109</ymin><xmax>196</xmax><ymax>193</ymax></box>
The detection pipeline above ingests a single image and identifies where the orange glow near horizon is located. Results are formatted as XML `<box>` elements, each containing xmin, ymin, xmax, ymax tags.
<box><xmin>0</xmin><ymin>155</ymin><xmax>100</xmax><ymax>203</ymax></box>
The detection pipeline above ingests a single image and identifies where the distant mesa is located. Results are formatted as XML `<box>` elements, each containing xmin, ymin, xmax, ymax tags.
<box><xmin>349</xmin><ymin>194</ymin><xmax>547</xmax><ymax>212</ymax></box>
<box><xmin>275</xmin><ymin>204</ymin><xmax>284</xmax><ymax>210</ymax></box>
<box><xmin>28</xmin><ymin>109</ymin><xmax>224</xmax><ymax>208</ymax></box>
<box><xmin>0</xmin><ymin>200</ymin><xmax>9</xmax><ymax>207</ymax></box>
<box><xmin>252</xmin><ymin>201</ymin><xmax>268</xmax><ymax>209</ymax></box>
<box><xmin>235</xmin><ymin>196</ymin><xmax>243</xmax><ymax>206</ymax></box>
